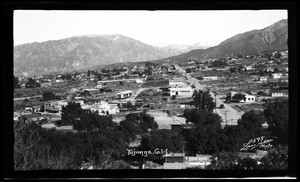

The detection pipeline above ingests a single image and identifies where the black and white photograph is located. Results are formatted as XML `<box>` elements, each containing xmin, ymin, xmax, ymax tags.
<box><xmin>3</xmin><ymin>1</ymin><xmax>298</xmax><ymax>180</ymax></box>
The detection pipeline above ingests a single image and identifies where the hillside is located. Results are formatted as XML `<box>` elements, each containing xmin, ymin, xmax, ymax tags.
<box><xmin>14</xmin><ymin>34</ymin><xmax>182</xmax><ymax>76</ymax></box>
<box><xmin>162</xmin><ymin>19</ymin><xmax>288</xmax><ymax>62</ymax></box>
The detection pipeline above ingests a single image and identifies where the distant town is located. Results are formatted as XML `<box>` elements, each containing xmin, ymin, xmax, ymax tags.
<box><xmin>14</xmin><ymin>50</ymin><xmax>288</xmax><ymax>170</ymax></box>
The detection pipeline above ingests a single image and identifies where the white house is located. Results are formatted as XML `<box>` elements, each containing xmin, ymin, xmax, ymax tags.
<box><xmin>203</xmin><ymin>76</ymin><xmax>218</xmax><ymax>81</ymax></box>
<box><xmin>170</xmin><ymin>87</ymin><xmax>194</xmax><ymax>98</ymax></box>
<box><xmin>241</xmin><ymin>95</ymin><xmax>256</xmax><ymax>103</ymax></box>
<box><xmin>115</xmin><ymin>90</ymin><xmax>133</xmax><ymax>99</ymax></box>
<box><xmin>259</xmin><ymin>76</ymin><xmax>269</xmax><ymax>82</ymax></box>
<box><xmin>271</xmin><ymin>73</ymin><xmax>283</xmax><ymax>79</ymax></box>
<box><xmin>136</xmin><ymin>79</ymin><xmax>144</xmax><ymax>83</ymax></box>
<box><xmin>270</xmin><ymin>90</ymin><xmax>288</xmax><ymax>97</ymax></box>
<box><xmin>44</xmin><ymin>100</ymin><xmax>69</xmax><ymax>113</ymax></box>
<box><xmin>55</xmin><ymin>79</ymin><xmax>64</xmax><ymax>83</ymax></box>
<box><xmin>245</xmin><ymin>65</ymin><xmax>253</xmax><ymax>71</ymax></box>
<box><xmin>83</xmin><ymin>101</ymin><xmax>120</xmax><ymax>115</ymax></box>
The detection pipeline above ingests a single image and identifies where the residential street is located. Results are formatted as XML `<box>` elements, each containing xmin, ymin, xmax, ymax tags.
<box><xmin>174</xmin><ymin>65</ymin><xmax>241</xmax><ymax>125</ymax></box>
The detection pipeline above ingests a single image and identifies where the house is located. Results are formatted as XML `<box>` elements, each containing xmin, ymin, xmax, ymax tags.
<box><xmin>83</xmin><ymin>89</ymin><xmax>100</xmax><ymax>96</ymax></box>
<box><xmin>55</xmin><ymin>79</ymin><xmax>64</xmax><ymax>83</ymax></box>
<box><xmin>185</xmin><ymin>154</ymin><xmax>212</xmax><ymax>169</ymax></box>
<box><xmin>242</xmin><ymin>95</ymin><xmax>256</xmax><ymax>103</ymax></box>
<box><xmin>259</xmin><ymin>76</ymin><xmax>269</xmax><ymax>83</ymax></box>
<box><xmin>32</xmin><ymin>105</ymin><xmax>42</xmax><ymax>112</ymax></box>
<box><xmin>245</xmin><ymin>65</ymin><xmax>253</xmax><ymax>71</ymax></box>
<box><xmin>73</xmin><ymin>100</ymin><xmax>84</xmax><ymax>106</ymax></box>
<box><xmin>82</xmin><ymin>101</ymin><xmax>120</xmax><ymax>115</ymax></box>
<box><xmin>271</xmin><ymin>73</ymin><xmax>283</xmax><ymax>79</ymax></box>
<box><xmin>83</xmin><ymin>98</ymin><xmax>101</xmax><ymax>105</ymax></box>
<box><xmin>44</xmin><ymin>100</ymin><xmax>69</xmax><ymax>113</ymax></box>
<box><xmin>163</xmin><ymin>153</ymin><xmax>187</xmax><ymax>169</ymax></box>
<box><xmin>170</xmin><ymin>87</ymin><xmax>194</xmax><ymax>98</ymax></box>
<box><xmin>136</xmin><ymin>79</ymin><xmax>144</xmax><ymax>83</ymax></box>
<box><xmin>115</xmin><ymin>90</ymin><xmax>133</xmax><ymax>99</ymax></box>
<box><xmin>203</xmin><ymin>76</ymin><xmax>218</xmax><ymax>81</ymax></box>
<box><xmin>270</xmin><ymin>90</ymin><xmax>288</xmax><ymax>97</ymax></box>
<box><xmin>163</xmin><ymin>153</ymin><xmax>212</xmax><ymax>169</ymax></box>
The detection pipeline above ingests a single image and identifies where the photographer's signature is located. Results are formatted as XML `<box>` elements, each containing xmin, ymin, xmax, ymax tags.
<box><xmin>240</xmin><ymin>136</ymin><xmax>273</xmax><ymax>151</ymax></box>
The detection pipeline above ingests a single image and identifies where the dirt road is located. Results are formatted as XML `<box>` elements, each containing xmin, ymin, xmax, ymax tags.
<box><xmin>174</xmin><ymin>65</ymin><xmax>242</xmax><ymax>125</ymax></box>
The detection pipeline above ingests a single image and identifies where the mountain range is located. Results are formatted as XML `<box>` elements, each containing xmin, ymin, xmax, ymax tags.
<box><xmin>14</xmin><ymin>34</ymin><xmax>187</xmax><ymax>76</ymax></box>
<box><xmin>14</xmin><ymin>19</ymin><xmax>288</xmax><ymax>76</ymax></box>
<box><xmin>161</xmin><ymin>19</ymin><xmax>288</xmax><ymax>62</ymax></box>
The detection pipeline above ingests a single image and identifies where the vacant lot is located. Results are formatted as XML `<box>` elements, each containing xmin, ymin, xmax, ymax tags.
<box><xmin>228</xmin><ymin>102</ymin><xmax>266</xmax><ymax>113</ymax></box>
<box><xmin>147</xmin><ymin>110</ymin><xmax>186</xmax><ymax>130</ymax></box>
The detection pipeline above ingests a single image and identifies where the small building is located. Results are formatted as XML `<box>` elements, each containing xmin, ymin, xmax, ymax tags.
<box><xmin>259</xmin><ymin>76</ymin><xmax>268</xmax><ymax>82</ymax></box>
<box><xmin>245</xmin><ymin>65</ymin><xmax>253</xmax><ymax>71</ymax></box>
<box><xmin>270</xmin><ymin>90</ymin><xmax>288</xmax><ymax>97</ymax></box>
<box><xmin>203</xmin><ymin>76</ymin><xmax>218</xmax><ymax>81</ymax></box>
<box><xmin>115</xmin><ymin>90</ymin><xmax>133</xmax><ymax>99</ymax></box>
<box><xmin>84</xmin><ymin>98</ymin><xmax>101</xmax><ymax>105</ymax></box>
<box><xmin>136</xmin><ymin>79</ymin><xmax>144</xmax><ymax>83</ymax></box>
<box><xmin>44</xmin><ymin>100</ymin><xmax>69</xmax><ymax>113</ymax></box>
<box><xmin>170</xmin><ymin>87</ymin><xmax>194</xmax><ymax>98</ymax></box>
<box><xmin>271</xmin><ymin>73</ymin><xmax>283</xmax><ymax>79</ymax></box>
<box><xmin>241</xmin><ymin>95</ymin><xmax>256</xmax><ymax>103</ymax></box>
<box><xmin>82</xmin><ymin>101</ymin><xmax>120</xmax><ymax>115</ymax></box>
<box><xmin>83</xmin><ymin>89</ymin><xmax>100</xmax><ymax>96</ymax></box>
<box><xmin>164</xmin><ymin>153</ymin><xmax>185</xmax><ymax>163</ymax></box>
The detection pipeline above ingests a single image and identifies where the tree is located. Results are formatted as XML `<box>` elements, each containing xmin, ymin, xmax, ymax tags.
<box><xmin>232</xmin><ymin>93</ymin><xmax>246</xmax><ymax>103</ymax></box>
<box><xmin>274</xmin><ymin>52</ymin><xmax>282</xmax><ymax>59</ymax></box>
<box><xmin>259</xmin><ymin>145</ymin><xmax>288</xmax><ymax>170</ymax></box>
<box><xmin>14</xmin><ymin>121</ymin><xmax>78</xmax><ymax>170</ymax></box>
<box><xmin>125</xmin><ymin>102</ymin><xmax>137</xmax><ymax>111</ymax></box>
<box><xmin>139</xmin><ymin>111</ymin><xmax>158</xmax><ymax>132</ymax></box>
<box><xmin>225</xmin><ymin>93</ymin><xmax>232</xmax><ymax>103</ymax></box>
<box><xmin>25</xmin><ymin>78</ymin><xmax>40</xmax><ymax>88</ymax></box>
<box><xmin>236</xmin><ymin>110</ymin><xmax>266</xmax><ymax>150</ymax></box>
<box><xmin>182</xmin><ymin>109</ymin><xmax>227</xmax><ymax>154</ymax></box>
<box><xmin>229</xmin><ymin>67</ymin><xmax>237</xmax><ymax>74</ymax></box>
<box><xmin>119</xmin><ymin>115</ymin><xmax>142</xmax><ymax>142</ymax></box>
<box><xmin>222</xmin><ymin>125</ymin><xmax>242</xmax><ymax>152</ymax></box>
<box><xmin>206</xmin><ymin>151</ymin><xmax>259</xmax><ymax>170</ymax></box>
<box><xmin>97</xmin><ymin>73</ymin><xmax>102</xmax><ymax>81</ymax></box>
<box><xmin>42</xmin><ymin>91</ymin><xmax>58</xmax><ymax>101</ymax></box>
<box><xmin>61</xmin><ymin>102</ymin><xmax>83</xmax><ymax>125</ymax></box>
<box><xmin>65</xmin><ymin>74</ymin><xmax>72</xmax><ymax>81</ymax></box>
<box><xmin>192</xmin><ymin>90</ymin><xmax>215</xmax><ymax>112</ymax></box>
<box><xmin>263</xmin><ymin>98</ymin><xmax>288</xmax><ymax>145</ymax></box>
<box><xmin>186</xmin><ymin>68</ymin><xmax>192</xmax><ymax>73</ymax></box>
<box><xmin>139</xmin><ymin>129</ymin><xmax>185</xmax><ymax>161</ymax></box>
<box><xmin>14</xmin><ymin>76</ymin><xmax>21</xmax><ymax>89</ymax></box>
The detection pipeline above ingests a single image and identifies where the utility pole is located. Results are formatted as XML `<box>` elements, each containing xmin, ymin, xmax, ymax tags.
<box><xmin>222</xmin><ymin>110</ymin><xmax>229</xmax><ymax>126</ymax></box>
<box><xmin>215</xmin><ymin>92</ymin><xmax>217</xmax><ymax>114</ymax></box>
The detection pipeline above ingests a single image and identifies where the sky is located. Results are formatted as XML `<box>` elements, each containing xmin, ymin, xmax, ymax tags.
<box><xmin>14</xmin><ymin>10</ymin><xmax>287</xmax><ymax>47</ymax></box>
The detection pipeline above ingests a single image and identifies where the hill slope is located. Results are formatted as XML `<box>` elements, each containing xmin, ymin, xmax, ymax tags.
<box><xmin>14</xmin><ymin>34</ymin><xmax>182</xmax><ymax>76</ymax></box>
<box><xmin>164</xmin><ymin>19</ymin><xmax>288</xmax><ymax>62</ymax></box>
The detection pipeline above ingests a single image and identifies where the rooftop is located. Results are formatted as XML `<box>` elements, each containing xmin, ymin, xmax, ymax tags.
<box><xmin>116</xmin><ymin>90</ymin><xmax>133</xmax><ymax>94</ymax></box>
